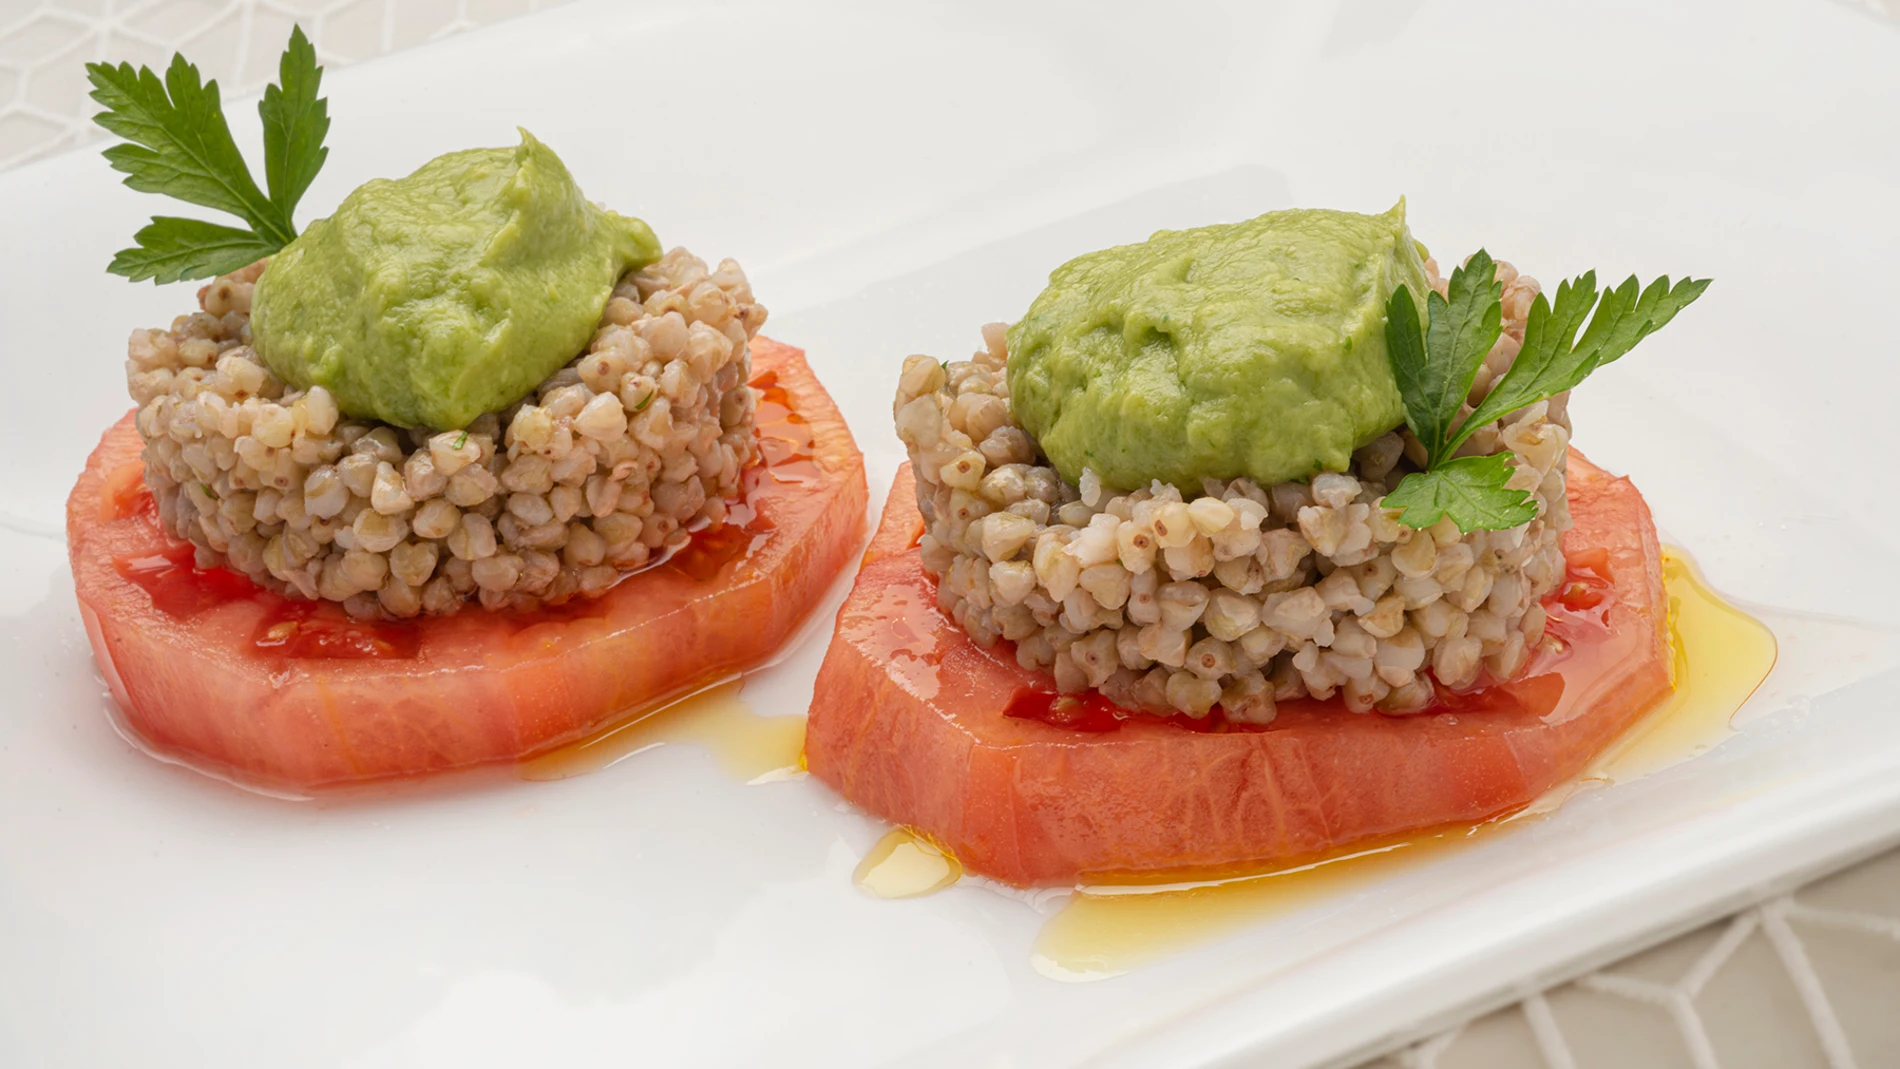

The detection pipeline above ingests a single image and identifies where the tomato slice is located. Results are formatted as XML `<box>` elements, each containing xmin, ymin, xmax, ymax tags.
<box><xmin>860</xmin><ymin>462</ymin><xmax>923</xmax><ymax>567</ymax></box>
<box><xmin>66</xmin><ymin>338</ymin><xmax>866</xmax><ymax>790</ymax></box>
<box><xmin>805</xmin><ymin>452</ymin><xmax>1671</xmax><ymax>886</ymax></box>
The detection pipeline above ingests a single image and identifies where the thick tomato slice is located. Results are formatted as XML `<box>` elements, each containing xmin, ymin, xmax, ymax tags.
<box><xmin>806</xmin><ymin>451</ymin><xmax>1671</xmax><ymax>886</ymax></box>
<box><xmin>67</xmin><ymin>338</ymin><xmax>866</xmax><ymax>790</ymax></box>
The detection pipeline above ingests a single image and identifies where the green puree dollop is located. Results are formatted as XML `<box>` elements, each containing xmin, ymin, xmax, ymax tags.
<box><xmin>251</xmin><ymin>129</ymin><xmax>661</xmax><ymax>429</ymax></box>
<box><xmin>1006</xmin><ymin>202</ymin><xmax>1429</xmax><ymax>490</ymax></box>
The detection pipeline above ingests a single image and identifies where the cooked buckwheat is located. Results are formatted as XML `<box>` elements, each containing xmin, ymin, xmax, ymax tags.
<box><xmin>894</xmin><ymin>257</ymin><xmax>1569</xmax><ymax>722</ymax></box>
<box><xmin>127</xmin><ymin>247</ymin><xmax>768</xmax><ymax>618</ymax></box>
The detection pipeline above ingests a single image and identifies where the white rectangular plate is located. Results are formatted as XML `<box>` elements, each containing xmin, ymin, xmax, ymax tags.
<box><xmin>3</xmin><ymin>2</ymin><xmax>1899</xmax><ymax>1067</ymax></box>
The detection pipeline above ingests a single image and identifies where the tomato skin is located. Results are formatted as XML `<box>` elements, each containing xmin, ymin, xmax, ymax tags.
<box><xmin>860</xmin><ymin>462</ymin><xmax>922</xmax><ymax>567</ymax></box>
<box><xmin>805</xmin><ymin>451</ymin><xmax>1671</xmax><ymax>887</ymax></box>
<box><xmin>66</xmin><ymin>339</ymin><xmax>866</xmax><ymax>790</ymax></box>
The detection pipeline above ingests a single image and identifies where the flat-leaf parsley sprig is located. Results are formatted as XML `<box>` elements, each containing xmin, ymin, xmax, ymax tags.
<box><xmin>86</xmin><ymin>25</ymin><xmax>329</xmax><ymax>283</ymax></box>
<box><xmin>1380</xmin><ymin>251</ymin><xmax>1709</xmax><ymax>532</ymax></box>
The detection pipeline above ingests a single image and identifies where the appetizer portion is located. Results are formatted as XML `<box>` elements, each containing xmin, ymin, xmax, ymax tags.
<box><xmin>68</xmin><ymin>31</ymin><xmax>865</xmax><ymax>788</ymax></box>
<box><xmin>816</xmin><ymin>452</ymin><xmax>1664</xmax><ymax>884</ymax></box>
<box><xmin>130</xmin><ymin>225</ymin><xmax>760</xmax><ymax>617</ymax></box>
<box><xmin>808</xmin><ymin>202</ymin><xmax>1704</xmax><ymax>885</ymax></box>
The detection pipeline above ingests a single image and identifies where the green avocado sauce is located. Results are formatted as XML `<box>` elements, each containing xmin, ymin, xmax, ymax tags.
<box><xmin>251</xmin><ymin>129</ymin><xmax>660</xmax><ymax>430</ymax></box>
<box><xmin>1006</xmin><ymin>201</ymin><xmax>1427</xmax><ymax>490</ymax></box>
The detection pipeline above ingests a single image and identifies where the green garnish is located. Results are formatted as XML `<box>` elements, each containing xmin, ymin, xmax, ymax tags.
<box><xmin>1382</xmin><ymin>252</ymin><xmax>1708</xmax><ymax>532</ymax></box>
<box><xmin>1389</xmin><ymin>250</ymin><xmax>1503</xmax><ymax>465</ymax></box>
<box><xmin>632</xmin><ymin>390</ymin><xmax>655</xmax><ymax>413</ymax></box>
<box><xmin>87</xmin><ymin>26</ymin><xmax>329</xmax><ymax>283</ymax></box>
<box><xmin>452</xmin><ymin>430</ymin><xmax>469</xmax><ymax>450</ymax></box>
<box><xmin>1380</xmin><ymin>453</ymin><xmax>1533</xmax><ymax>532</ymax></box>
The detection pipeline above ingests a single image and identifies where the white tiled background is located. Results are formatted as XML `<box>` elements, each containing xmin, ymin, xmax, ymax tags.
<box><xmin>0</xmin><ymin>0</ymin><xmax>573</xmax><ymax>169</ymax></box>
<box><xmin>4</xmin><ymin>2</ymin><xmax>1896</xmax><ymax>1066</ymax></box>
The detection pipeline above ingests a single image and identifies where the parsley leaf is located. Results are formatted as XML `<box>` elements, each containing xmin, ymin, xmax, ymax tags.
<box><xmin>1387</xmin><ymin>249</ymin><xmax>1502</xmax><ymax>461</ymax></box>
<box><xmin>108</xmin><ymin>217</ymin><xmax>281</xmax><ymax>284</ymax></box>
<box><xmin>1380</xmin><ymin>249</ymin><xmax>1708</xmax><ymax>533</ymax></box>
<box><xmin>1454</xmin><ymin>272</ymin><xmax>1709</xmax><ymax>447</ymax></box>
<box><xmin>88</xmin><ymin>26</ymin><xmax>330</xmax><ymax>283</ymax></box>
<box><xmin>88</xmin><ymin>55</ymin><xmax>286</xmax><ymax>244</ymax></box>
<box><xmin>1381</xmin><ymin>453</ymin><xmax>1536</xmax><ymax>531</ymax></box>
<box><xmin>258</xmin><ymin>26</ymin><xmax>328</xmax><ymax>227</ymax></box>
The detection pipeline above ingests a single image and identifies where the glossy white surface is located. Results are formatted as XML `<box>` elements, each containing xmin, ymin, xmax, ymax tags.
<box><xmin>3</xmin><ymin>2</ymin><xmax>1899</xmax><ymax>1066</ymax></box>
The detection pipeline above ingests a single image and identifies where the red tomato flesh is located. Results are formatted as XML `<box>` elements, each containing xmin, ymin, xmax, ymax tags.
<box><xmin>805</xmin><ymin>451</ymin><xmax>1671</xmax><ymax>886</ymax></box>
<box><xmin>67</xmin><ymin>338</ymin><xmax>866</xmax><ymax>790</ymax></box>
